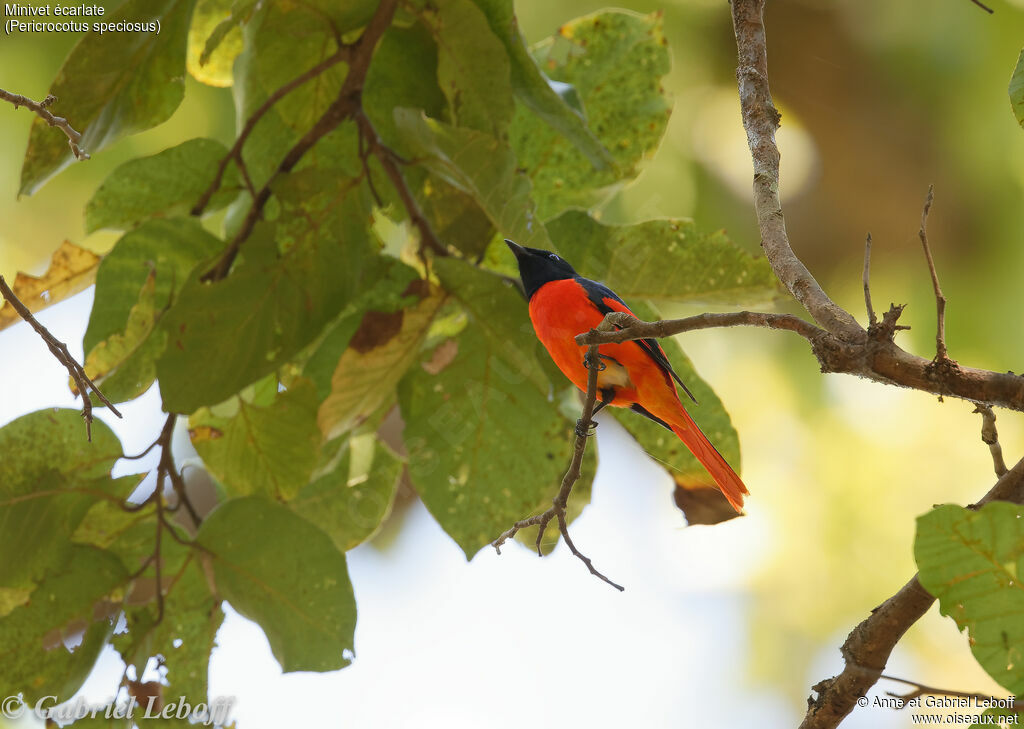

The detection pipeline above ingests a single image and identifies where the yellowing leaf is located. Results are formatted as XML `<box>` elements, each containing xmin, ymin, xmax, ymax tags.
<box><xmin>317</xmin><ymin>285</ymin><xmax>447</xmax><ymax>441</ymax></box>
<box><xmin>0</xmin><ymin>241</ymin><xmax>100</xmax><ymax>332</ymax></box>
<box><xmin>73</xmin><ymin>271</ymin><xmax>165</xmax><ymax>402</ymax></box>
<box><xmin>187</xmin><ymin>0</ymin><xmax>250</xmax><ymax>87</ymax></box>
<box><xmin>1011</xmin><ymin>48</ymin><xmax>1024</xmax><ymax>129</ymax></box>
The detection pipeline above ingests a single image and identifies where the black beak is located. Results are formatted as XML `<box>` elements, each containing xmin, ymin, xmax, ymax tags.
<box><xmin>504</xmin><ymin>239</ymin><xmax>526</xmax><ymax>258</ymax></box>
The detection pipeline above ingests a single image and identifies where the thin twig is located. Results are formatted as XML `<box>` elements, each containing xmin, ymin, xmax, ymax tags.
<box><xmin>0</xmin><ymin>275</ymin><xmax>121</xmax><ymax>440</ymax></box>
<box><xmin>354</xmin><ymin>109</ymin><xmax>449</xmax><ymax>259</ymax></box>
<box><xmin>190</xmin><ymin>44</ymin><xmax>352</xmax><ymax>216</ymax></box>
<box><xmin>493</xmin><ymin>318</ymin><xmax>623</xmax><ymax>591</ymax></box>
<box><xmin>0</xmin><ymin>88</ymin><xmax>90</xmax><ymax>160</ymax></box>
<box><xmin>967</xmin><ymin>0</ymin><xmax>994</xmax><ymax>13</ymax></box>
<box><xmin>153</xmin><ymin>413</ymin><xmax>202</xmax><ymax>528</ymax></box>
<box><xmin>199</xmin><ymin>0</ymin><xmax>399</xmax><ymax>282</ymax></box>
<box><xmin>973</xmin><ymin>405</ymin><xmax>1009</xmax><ymax>477</ymax></box>
<box><xmin>575</xmin><ymin>310</ymin><xmax>827</xmax><ymax>346</ymax></box>
<box><xmin>880</xmin><ymin>674</ymin><xmax>1018</xmax><ymax>710</ymax></box>
<box><xmin>121</xmin><ymin>439</ymin><xmax>162</xmax><ymax>461</ymax></box>
<box><xmin>863</xmin><ymin>234</ymin><xmax>877</xmax><ymax>326</ymax></box>
<box><xmin>918</xmin><ymin>186</ymin><xmax>951</xmax><ymax>363</ymax></box>
<box><xmin>153</xmin><ymin>457</ymin><xmax>169</xmax><ymax>624</ymax></box>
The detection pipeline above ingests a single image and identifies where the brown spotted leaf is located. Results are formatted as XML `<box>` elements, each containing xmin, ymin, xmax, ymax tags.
<box><xmin>317</xmin><ymin>286</ymin><xmax>447</xmax><ymax>441</ymax></box>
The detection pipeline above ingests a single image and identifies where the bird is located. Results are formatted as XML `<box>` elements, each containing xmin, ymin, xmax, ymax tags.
<box><xmin>505</xmin><ymin>239</ymin><xmax>748</xmax><ymax>512</ymax></box>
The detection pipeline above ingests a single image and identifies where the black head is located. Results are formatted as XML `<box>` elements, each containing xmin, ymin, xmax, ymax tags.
<box><xmin>505</xmin><ymin>239</ymin><xmax>578</xmax><ymax>299</ymax></box>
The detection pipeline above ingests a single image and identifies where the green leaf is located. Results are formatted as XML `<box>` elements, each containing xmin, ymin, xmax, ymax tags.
<box><xmin>83</xmin><ymin>217</ymin><xmax>224</xmax><ymax>403</ymax></box>
<box><xmin>915</xmin><ymin>502</ymin><xmax>1024</xmax><ymax>694</ymax></box>
<box><xmin>547</xmin><ymin>210</ymin><xmax>777</xmax><ymax>304</ymax></box>
<box><xmin>20</xmin><ymin>0</ymin><xmax>198</xmax><ymax>195</ymax></box>
<box><xmin>157</xmin><ymin>170</ymin><xmax>378</xmax><ymax>413</ymax></box>
<box><xmin>399</xmin><ymin>261</ymin><xmax>574</xmax><ymax>557</ymax></box>
<box><xmin>432</xmin><ymin>257</ymin><xmax>549</xmax><ymax>393</ymax></box>
<box><xmin>0</xmin><ymin>546</ymin><xmax>127</xmax><ymax>703</ymax></box>
<box><xmin>116</xmin><ymin>559</ymin><xmax>223</xmax><ymax>703</ymax></box>
<box><xmin>189</xmin><ymin>379</ymin><xmax>321</xmax><ymax>500</ymax></box>
<box><xmin>395</xmin><ymin>109</ymin><xmax>550</xmax><ymax>249</ymax></box>
<box><xmin>607</xmin><ymin>301</ymin><xmax>743</xmax><ymax>525</ymax></box>
<box><xmin>0</xmin><ymin>410</ymin><xmax>126</xmax><ymax>588</ymax></box>
<box><xmin>72</xmin><ymin>499</ymin><xmax>158</xmax><ymax>572</ymax></box>
<box><xmin>197</xmin><ymin>496</ymin><xmax>356</xmax><ymax>672</ymax></box>
<box><xmin>469</xmin><ymin>0</ymin><xmax>612</xmax><ymax>169</ymax></box>
<box><xmin>317</xmin><ymin>284</ymin><xmax>447</xmax><ymax>441</ymax></box>
<box><xmin>1010</xmin><ymin>49</ymin><xmax>1024</xmax><ymax>129</ymax></box>
<box><xmin>290</xmin><ymin>433</ymin><xmax>403</xmax><ymax>552</ymax></box>
<box><xmin>364</xmin><ymin>24</ymin><xmax>447</xmax><ymax>148</ymax></box>
<box><xmin>234</xmin><ymin>2</ymin><xmax>358</xmax><ymax>187</ymax></box>
<box><xmin>414</xmin><ymin>176</ymin><xmax>495</xmax><ymax>257</ymax></box>
<box><xmin>300</xmin><ymin>258</ymin><xmax>421</xmax><ymax>400</ymax></box>
<box><xmin>508</xmin><ymin>10</ymin><xmax>671</xmax><ymax>217</ymax></box>
<box><xmin>188</xmin><ymin>0</ymin><xmax>253</xmax><ymax>87</ymax></box>
<box><xmin>85</xmin><ymin>139</ymin><xmax>242</xmax><ymax>233</ymax></box>
<box><xmin>415</xmin><ymin>0</ymin><xmax>514</xmax><ymax>137</ymax></box>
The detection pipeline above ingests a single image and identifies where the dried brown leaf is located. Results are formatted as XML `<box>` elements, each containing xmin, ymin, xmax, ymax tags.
<box><xmin>0</xmin><ymin>241</ymin><xmax>100</xmax><ymax>331</ymax></box>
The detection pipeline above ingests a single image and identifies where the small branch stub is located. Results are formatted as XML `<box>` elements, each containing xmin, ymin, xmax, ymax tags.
<box><xmin>918</xmin><ymin>186</ymin><xmax>952</xmax><ymax>365</ymax></box>
<box><xmin>974</xmin><ymin>404</ymin><xmax>1008</xmax><ymax>478</ymax></box>
<box><xmin>863</xmin><ymin>233</ymin><xmax>877</xmax><ymax>327</ymax></box>
<box><xmin>0</xmin><ymin>88</ymin><xmax>90</xmax><ymax>161</ymax></box>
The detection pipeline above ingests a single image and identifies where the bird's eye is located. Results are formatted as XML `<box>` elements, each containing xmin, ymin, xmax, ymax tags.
<box><xmin>549</xmin><ymin>253</ymin><xmax>560</xmax><ymax>261</ymax></box>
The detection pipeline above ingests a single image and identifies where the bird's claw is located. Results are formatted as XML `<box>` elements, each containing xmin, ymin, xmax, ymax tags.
<box><xmin>583</xmin><ymin>352</ymin><xmax>606</xmax><ymax>371</ymax></box>
<box><xmin>575</xmin><ymin>418</ymin><xmax>599</xmax><ymax>438</ymax></box>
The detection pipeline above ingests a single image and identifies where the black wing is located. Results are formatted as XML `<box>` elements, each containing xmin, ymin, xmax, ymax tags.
<box><xmin>576</xmin><ymin>276</ymin><xmax>698</xmax><ymax>404</ymax></box>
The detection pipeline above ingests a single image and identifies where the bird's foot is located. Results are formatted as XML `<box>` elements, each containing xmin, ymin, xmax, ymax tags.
<box><xmin>575</xmin><ymin>418</ymin><xmax>599</xmax><ymax>438</ymax></box>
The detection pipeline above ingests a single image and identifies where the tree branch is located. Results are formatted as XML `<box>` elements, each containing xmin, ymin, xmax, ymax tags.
<box><xmin>723</xmin><ymin>3</ymin><xmax>1021</xmax><ymax>723</ymax></box>
<box><xmin>575</xmin><ymin>310</ymin><xmax>827</xmax><ymax>345</ymax></box>
<box><xmin>493</xmin><ymin>319</ymin><xmax>623</xmax><ymax>591</ymax></box>
<box><xmin>576</xmin><ymin>310</ymin><xmax>1024</xmax><ymax>412</ymax></box>
<box><xmin>798</xmin><ymin>455</ymin><xmax>1024</xmax><ymax>729</ymax></box>
<box><xmin>190</xmin><ymin>44</ymin><xmax>352</xmax><ymax>217</ymax></box>
<box><xmin>199</xmin><ymin>0</ymin><xmax>399</xmax><ymax>282</ymax></box>
<box><xmin>730</xmin><ymin>1</ymin><xmax>863</xmax><ymax>342</ymax></box>
<box><xmin>0</xmin><ymin>275</ymin><xmax>121</xmax><ymax>441</ymax></box>
<box><xmin>0</xmin><ymin>88</ymin><xmax>89</xmax><ymax>161</ymax></box>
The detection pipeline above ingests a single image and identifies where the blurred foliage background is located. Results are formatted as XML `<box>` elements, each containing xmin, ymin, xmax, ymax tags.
<box><xmin>2</xmin><ymin>0</ymin><xmax>1024</xmax><ymax>723</ymax></box>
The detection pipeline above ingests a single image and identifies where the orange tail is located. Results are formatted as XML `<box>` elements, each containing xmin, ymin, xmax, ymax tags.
<box><xmin>669</xmin><ymin>417</ymin><xmax>748</xmax><ymax>513</ymax></box>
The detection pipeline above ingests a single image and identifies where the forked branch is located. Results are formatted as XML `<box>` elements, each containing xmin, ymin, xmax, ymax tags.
<box><xmin>493</xmin><ymin>319</ymin><xmax>623</xmax><ymax>591</ymax></box>
<box><xmin>727</xmin><ymin>2</ymin><xmax>1007</xmax><ymax>726</ymax></box>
